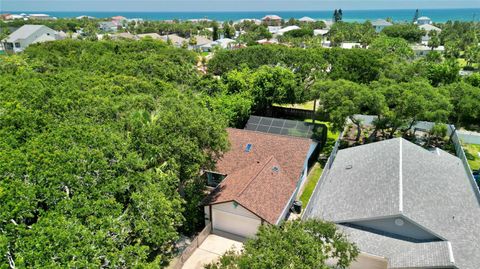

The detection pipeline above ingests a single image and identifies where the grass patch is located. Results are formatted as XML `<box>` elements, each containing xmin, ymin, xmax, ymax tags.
<box><xmin>275</xmin><ymin>101</ymin><xmax>316</xmax><ymax>110</ymax></box>
<box><xmin>300</xmin><ymin>162</ymin><xmax>324</xmax><ymax>206</ymax></box>
<box><xmin>464</xmin><ymin>144</ymin><xmax>480</xmax><ymax>171</ymax></box>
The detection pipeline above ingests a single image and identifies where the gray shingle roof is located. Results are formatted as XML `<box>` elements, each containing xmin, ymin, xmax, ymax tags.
<box><xmin>372</xmin><ymin>19</ymin><xmax>393</xmax><ymax>27</ymax></box>
<box><xmin>5</xmin><ymin>25</ymin><xmax>46</xmax><ymax>42</ymax></box>
<box><xmin>340</xmin><ymin>226</ymin><xmax>453</xmax><ymax>268</ymax></box>
<box><xmin>305</xmin><ymin>138</ymin><xmax>480</xmax><ymax>269</ymax></box>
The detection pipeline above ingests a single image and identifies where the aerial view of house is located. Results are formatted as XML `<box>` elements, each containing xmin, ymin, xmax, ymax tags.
<box><xmin>1</xmin><ymin>24</ymin><xmax>60</xmax><ymax>53</ymax></box>
<box><xmin>1</xmin><ymin>0</ymin><xmax>480</xmax><ymax>268</ymax></box>
<box><xmin>304</xmin><ymin>138</ymin><xmax>480</xmax><ymax>269</ymax></box>
<box><xmin>204</xmin><ymin>127</ymin><xmax>317</xmax><ymax>238</ymax></box>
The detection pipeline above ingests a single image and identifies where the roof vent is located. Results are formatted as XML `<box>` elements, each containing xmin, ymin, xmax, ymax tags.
<box><xmin>272</xmin><ymin>166</ymin><xmax>279</xmax><ymax>173</ymax></box>
<box><xmin>345</xmin><ymin>165</ymin><xmax>353</xmax><ymax>170</ymax></box>
<box><xmin>245</xmin><ymin>143</ymin><xmax>252</xmax><ymax>152</ymax></box>
<box><xmin>395</xmin><ymin>218</ymin><xmax>405</xmax><ymax>226</ymax></box>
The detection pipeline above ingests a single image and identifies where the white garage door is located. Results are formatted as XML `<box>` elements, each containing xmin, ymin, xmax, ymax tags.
<box><xmin>212</xmin><ymin>208</ymin><xmax>261</xmax><ymax>238</ymax></box>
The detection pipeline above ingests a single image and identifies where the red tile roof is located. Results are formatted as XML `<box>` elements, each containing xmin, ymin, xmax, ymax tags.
<box><xmin>208</xmin><ymin>128</ymin><xmax>313</xmax><ymax>224</ymax></box>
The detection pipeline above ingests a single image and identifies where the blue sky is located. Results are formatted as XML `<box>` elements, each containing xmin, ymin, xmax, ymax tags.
<box><xmin>3</xmin><ymin>0</ymin><xmax>480</xmax><ymax>12</ymax></box>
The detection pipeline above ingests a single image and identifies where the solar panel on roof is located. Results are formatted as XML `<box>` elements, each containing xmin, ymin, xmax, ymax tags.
<box><xmin>245</xmin><ymin>143</ymin><xmax>252</xmax><ymax>152</ymax></box>
<box><xmin>244</xmin><ymin>116</ymin><xmax>323</xmax><ymax>140</ymax></box>
<box><xmin>249</xmin><ymin>116</ymin><xmax>261</xmax><ymax>124</ymax></box>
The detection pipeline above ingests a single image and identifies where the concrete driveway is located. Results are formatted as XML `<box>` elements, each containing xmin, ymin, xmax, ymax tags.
<box><xmin>181</xmin><ymin>234</ymin><xmax>243</xmax><ymax>269</ymax></box>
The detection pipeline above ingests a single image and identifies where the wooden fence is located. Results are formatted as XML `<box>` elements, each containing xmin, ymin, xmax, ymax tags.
<box><xmin>169</xmin><ymin>223</ymin><xmax>212</xmax><ymax>269</ymax></box>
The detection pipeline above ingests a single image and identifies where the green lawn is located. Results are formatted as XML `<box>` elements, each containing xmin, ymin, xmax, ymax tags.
<box><xmin>464</xmin><ymin>144</ymin><xmax>480</xmax><ymax>171</ymax></box>
<box><xmin>300</xmin><ymin>162</ymin><xmax>324</xmax><ymax>206</ymax></box>
<box><xmin>274</xmin><ymin>101</ymin><xmax>316</xmax><ymax>110</ymax></box>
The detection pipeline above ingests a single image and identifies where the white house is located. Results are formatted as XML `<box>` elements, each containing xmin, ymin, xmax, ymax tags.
<box><xmin>299</xmin><ymin>16</ymin><xmax>316</xmax><ymax>23</ymax></box>
<box><xmin>411</xmin><ymin>44</ymin><xmax>445</xmax><ymax>57</ymax></box>
<box><xmin>371</xmin><ymin>19</ymin><xmax>392</xmax><ymax>33</ymax></box>
<box><xmin>28</xmin><ymin>14</ymin><xmax>54</xmax><ymax>20</ymax></box>
<box><xmin>277</xmin><ymin>25</ymin><xmax>301</xmax><ymax>35</ymax></box>
<box><xmin>419</xmin><ymin>24</ymin><xmax>442</xmax><ymax>44</ymax></box>
<box><xmin>98</xmin><ymin>21</ymin><xmax>118</xmax><ymax>32</ymax></box>
<box><xmin>1</xmin><ymin>25</ymin><xmax>59</xmax><ymax>53</ymax></box>
<box><xmin>416</xmin><ymin>16</ymin><xmax>432</xmax><ymax>25</ymax></box>
<box><xmin>267</xmin><ymin>26</ymin><xmax>282</xmax><ymax>34</ymax></box>
<box><xmin>341</xmin><ymin>42</ymin><xmax>362</xmax><ymax>49</ymax></box>
<box><xmin>200</xmin><ymin>38</ymin><xmax>235</xmax><ymax>51</ymax></box>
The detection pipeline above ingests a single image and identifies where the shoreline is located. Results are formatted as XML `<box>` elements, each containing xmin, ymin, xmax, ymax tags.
<box><xmin>3</xmin><ymin>8</ymin><xmax>480</xmax><ymax>22</ymax></box>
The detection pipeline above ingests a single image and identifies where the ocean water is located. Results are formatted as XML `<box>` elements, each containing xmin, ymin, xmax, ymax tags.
<box><xmin>5</xmin><ymin>9</ymin><xmax>480</xmax><ymax>23</ymax></box>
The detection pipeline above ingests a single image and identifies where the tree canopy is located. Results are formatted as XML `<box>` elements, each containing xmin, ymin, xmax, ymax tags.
<box><xmin>206</xmin><ymin>220</ymin><xmax>359</xmax><ymax>269</ymax></box>
<box><xmin>0</xmin><ymin>40</ymin><xmax>235</xmax><ymax>267</ymax></box>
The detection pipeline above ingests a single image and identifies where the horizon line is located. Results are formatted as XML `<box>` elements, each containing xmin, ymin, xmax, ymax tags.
<box><xmin>3</xmin><ymin>7</ymin><xmax>480</xmax><ymax>13</ymax></box>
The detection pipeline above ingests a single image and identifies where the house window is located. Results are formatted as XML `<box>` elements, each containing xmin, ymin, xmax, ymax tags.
<box><xmin>14</xmin><ymin>42</ymin><xmax>21</xmax><ymax>48</ymax></box>
<box><xmin>5</xmin><ymin>43</ymin><xmax>13</xmax><ymax>49</ymax></box>
<box><xmin>206</xmin><ymin>172</ymin><xmax>225</xmax><ymax>187</ymax></box>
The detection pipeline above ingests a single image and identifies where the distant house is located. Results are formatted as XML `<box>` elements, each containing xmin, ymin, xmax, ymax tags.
<box><xmin>200</xmin><ymin>38</ymin><xmax>235</xmax><ymax>52</ymax></box>
<box><xmin>313</xmin><ymin>29</ymin><xmax>329</xmax><ymax>36</ymax></box>
<box><xmin>340</xmin><ymin>42</ymin><xmax>362</xmax><ymax>49</ymax></box>
<box><xmin>411</xmin><ymin>44</ymin><xmax>445</xmax><ymax>57</ymax></box>
<box><xmin>98</xmin><ymin>21</ymin><xmax>118</xmax><ymax>32</ymax></box>
<box><xmin>76</xmin><ymin>15</ymin><xmax>96</xmax><ymax>20</ymax></box>
<box><xmin>1</xmin><ymin>25</ymin><xmax>59</xmax><ymax>53</ymax></box>
<box><xmin>160</xmin><ymin>34</ymin><xmax>187</xmax><ymax>47</ymax></box>
<box><xmin>277</xmin><ymin>25</ymin><xmax>301</xmax><ymax>35</ymax></box>
<box><xmin>321</xmin><ymin>19</ymin><xmax>334</xmax><ymax>29</ymax></box>
<box><xmin>110</xmin><ymin>32</ymin><xmax>137</xmax><ymax>40</ymax></box>
<box><xmin>236</xmin><ymin>18</ymin><xmax>262</xmax><ymax>25</ymax></box>
<box><xmin>204</xmin><ymin>127</ymin><xmax>317</xmax><ymax>238</ymax></box>
<box><xmin>267</xmin><ymin>26</ymin><xmax>282</xmax><ymax>34</ymax></box>
<box><xmin>419</xmin><ymin>24</ymin><xmax>442</xmax><ymax>44</ymax></box>
<box><xmin>0</xmin><ymin>13</ymin><xmax>11</xmax><ymax>20</ymax></box>
<box><xmin>111</xmin><ymin>16</ymin><xmax>127</xmax><ymax>22</ymax></box>
<box><xmin>416</xmin><ymin>16</ymin><xmax>432</xmax><ymax>25</ymax></box>
<box><xmin>371</xmin><ymin>19</ymin><xmax>393</xmax><ymax>33</ymax></box>
<box><xmin>191</xmin><ymin>35</ymin><xmax>213</xmax><ymax>51</ymax></box>
<box><xmin>304</xmin><ymin>138</ymin><xmax>480</xmax><ymax>269</ymax></box>
<box><xmin>29</xmin><ymin>14</ymin><xmax>54</xmax><ymax>20</ymax></box>
<box><xmin>257</xmin><ymin>38</ymin><xmax>279</xmax><ymax>45</ymax></box>
<box><xmin>136</xmin><ymin>33</ymin><xmax>162</xmax><ymax>40</ymax></box>
<box><xmin>262</xmin><ymin>15</ymin><xmax>282</xmax><ymax>26</ymax></box>
<box><xmin>299</xmin><ymin>16</ymin><xmax>316</xmax><ymax>23</ymax></box>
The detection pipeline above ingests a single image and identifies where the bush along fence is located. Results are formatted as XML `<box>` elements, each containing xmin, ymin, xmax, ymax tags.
<box><xmin>168</xmin><ymin>223</ymin><xmax>212</xmax><ymax>269</ymax></box>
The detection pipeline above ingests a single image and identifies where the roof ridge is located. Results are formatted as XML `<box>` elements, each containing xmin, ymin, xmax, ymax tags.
<box><xmin>237</xmin><ymin>155</ymin><xmax>275</xmax><ymax>197</ymax></box>
<box><xmin>399</xmin><ymin>138</ymin><xmax>404</xmax><ymax>213</ymax></box>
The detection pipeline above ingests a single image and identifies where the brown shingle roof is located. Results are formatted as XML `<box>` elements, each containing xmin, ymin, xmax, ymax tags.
<box><xmin>209</xmin><ymin>128</ymin><xmax>312</xmax><ymax>224</ymax></box>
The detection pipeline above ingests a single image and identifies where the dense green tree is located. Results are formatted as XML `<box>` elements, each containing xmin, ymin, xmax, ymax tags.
<box><xmin>212</xmin><ymin>23</ymin><xmax>219</xmax><ymax>41</ymax></box>
<box><xmin>222</xmin><ymin>22</ymin><xmax>235</xmax><ymax>39</ymax></box>
<box><xmin>370</xmin><ymin>36</ymin><xmax>414</xmax><ymax>59</ymax></box>
<box><xmin>428</xmin><ymin>30</ymin><xmax>441</xmax><ymax>50</ymax></box>
<box><xmin>316</xmin><ymin>79</ymin><xmax>385</xmax><ymax>141</ymax></box>
<box><xmin>0</xmin><ymin>40</ymin><xmax>234</xmax><ymax>267</ymax></box>
<box><xmin>443</xmin><ymin>82</ymin><xmax>480</xmax><ymax>126</ymax></box>
<box><xmin>250</xmin><ymin>66</ymin><xmax>299</xmax><ymax>112</ymax></box>
<box><xmin>382</xmin><ymin>24</ymin><xmax>425</xmax><ymax>43</ymax></box>
<box><xmin>206</xmin><ymin>220</ymin><xmax>359</xmax><ymax>269</ymax></box>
